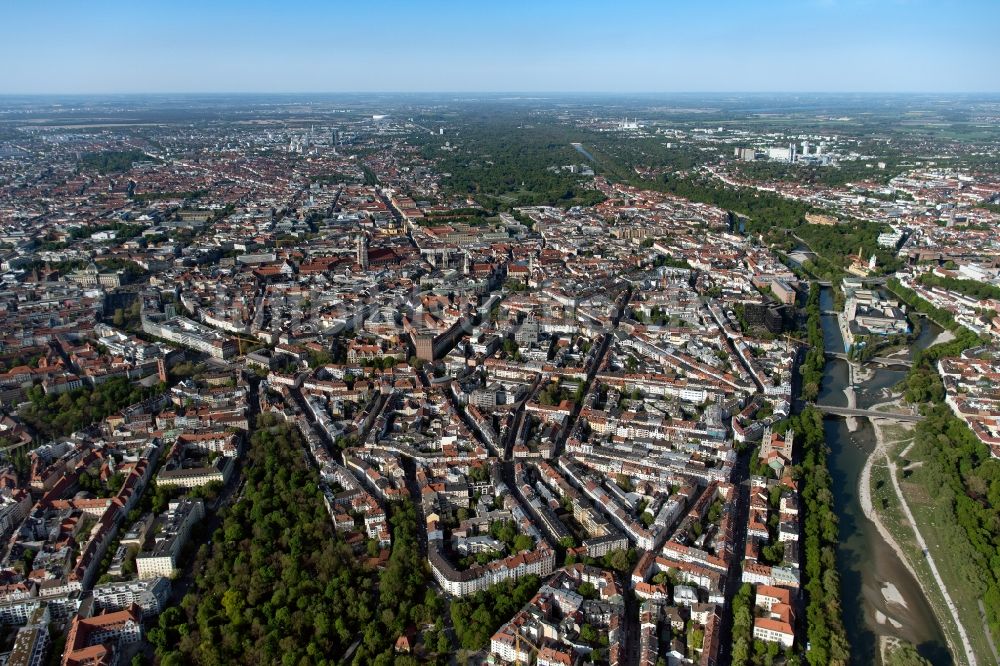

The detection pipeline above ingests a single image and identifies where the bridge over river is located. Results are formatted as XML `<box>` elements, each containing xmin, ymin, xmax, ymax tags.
<box><xmin>815</xmin><ymin>403</ymin><xmax>924</xmax><ymax>423</ymax></box>
<box><xmin>824</xmin><ymin>351</ymin><xmax>913</xmax><ymax>368</ymax></box>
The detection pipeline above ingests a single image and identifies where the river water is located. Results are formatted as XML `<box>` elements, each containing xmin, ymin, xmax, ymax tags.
<box><xmin>818</xmin><ymin>287</ymin><xmax>952</xmax><ymax>665</ymax></box>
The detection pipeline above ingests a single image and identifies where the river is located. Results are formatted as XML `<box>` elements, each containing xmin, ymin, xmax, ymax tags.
<box><xmin>817</xmin><ymin>287</ymin><xmax>952</xmax><ymax>665</ymax></box>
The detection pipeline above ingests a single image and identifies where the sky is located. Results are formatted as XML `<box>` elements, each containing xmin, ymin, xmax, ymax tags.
<box><xmin>2</xmin><ymin>0</ymin><xmax>998</xmax><ymax>94</ymax></box>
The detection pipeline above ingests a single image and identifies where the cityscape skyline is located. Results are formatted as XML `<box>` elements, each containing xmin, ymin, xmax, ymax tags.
<box><xmin>1</xmin><ymin>3</ymin><xmax>1000</xmax><ymax>664</ymax></box>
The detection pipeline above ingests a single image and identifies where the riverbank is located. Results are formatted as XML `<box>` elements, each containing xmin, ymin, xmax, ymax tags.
<box><xmin>860</xmin><ymin>403</ymin><xmax>976</xmax><ymax>666</ymax></box>
<box><xmin>930</xmin><ymin>328</ymin><xmax>956</xmax><ymax>346</ymax></box>
<box><xmin>857</xmin><ymin>407</ymin><xmax>914</xmax><ymax>614</ymax></box>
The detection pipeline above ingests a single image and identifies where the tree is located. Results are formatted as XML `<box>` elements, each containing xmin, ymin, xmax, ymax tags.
<box><xmin>601</xmin><ymin>548</ymin><xmax>635</xmax><ymax>573</ymax></box>
<box><xmin>731</xmin><ymin>583</ymin><xmax>755</xmax><ymax>666</ymax></box>
<box><xmin>164</xmin><ymin>424</ymin><xmax>376</xmax><ymax>663</ymax></box>
<box><xmin>450</xmin><ymin>576</ymin><xmax>541</xmax><ymax>650</ymax></box>
<box><xmin>689</xmin><ymin>627</ymin><xmax>704</xmax><ymax>651</ymax></box>
<box><xmin>884</xmin><ymin>641</ymin><xmax>932</xmax><ymax>666</ymax></box>
<box><xmin>222</xmin><ymin>588</ymin><xmax>245</xmax><ymax>624</ymax></box>
<box><xmin>732</xmin><ymin>637</ymin><xmax>750</xmax><ymax>665</ymax></box>
<box><xmin>20</xmin><ymin>376</ymin><xmax>156</xmax><ymax>440</ymax></box>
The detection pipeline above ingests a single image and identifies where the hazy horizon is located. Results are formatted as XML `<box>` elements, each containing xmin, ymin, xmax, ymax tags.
<box><xmin>2</xmin><ymin>0</ymin><xmax>998</xmax><ymax>95</ymax></box>
<box><xmin>3</xmin><ymin>91</ymin><xmax>1000</xmax><ymax>97</ymax></box>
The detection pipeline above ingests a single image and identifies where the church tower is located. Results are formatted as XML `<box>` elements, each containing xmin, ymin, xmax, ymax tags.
<box><xmin>357</xmin><ymin>234</ymin><xmax>369</xmax><ymax>270</ymax></box>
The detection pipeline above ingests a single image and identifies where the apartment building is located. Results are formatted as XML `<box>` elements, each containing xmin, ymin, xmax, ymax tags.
<box><xmin>136</xmin><ymin>500</ymin><xmax>204</xmax><ymax>579</ymax></box>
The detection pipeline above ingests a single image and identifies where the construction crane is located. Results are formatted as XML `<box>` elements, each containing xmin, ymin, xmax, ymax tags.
<box><xmin>512</xmin><ymin>630</ymin><xmax>540</xmax><ymax>665</ymax></box>
<box><xmin>783</xmin><ymin>332</ymin><xmax>808</xmax><ymax>346</ymax></box>
<box><xmin>231</xmin><ymin>334</ymin><xmax>261</xmax><ymax>356</ymax></box>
